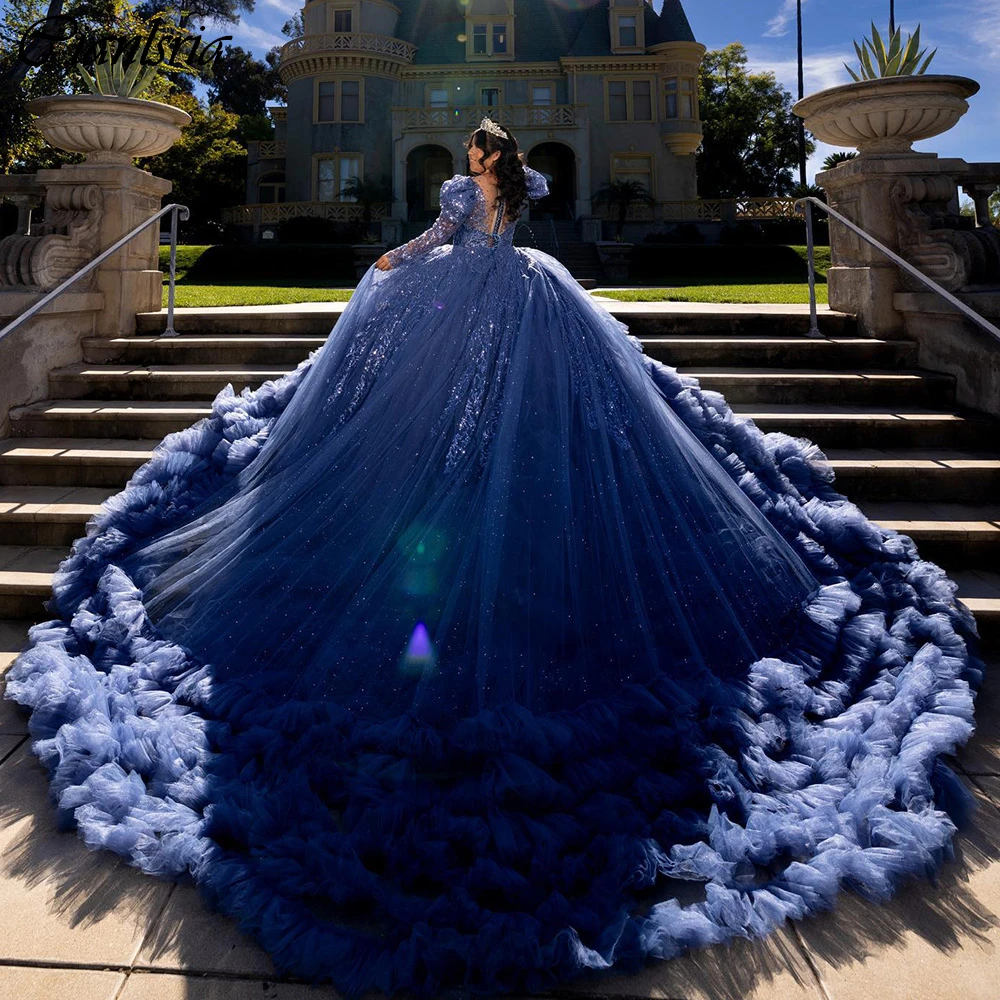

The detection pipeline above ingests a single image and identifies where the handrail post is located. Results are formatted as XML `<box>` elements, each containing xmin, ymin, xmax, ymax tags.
<box><xmin>0</xmin><ymin>202</ymin><xmax>190</xmax><ymax>346</ymax></box>
<box><xmin>794</xmin><ymin>195</ymin><xmax>1000</xmax><ymax>345</ymax></box>
<box><xmin>804</xmin><ymin>199</ymin><xmax>822</xmax><ymax>338</ymax></box>
<box><xmin>163</xmin><ymin>206</ymin><xmax>180</xmax><ymax>337</ymax></box>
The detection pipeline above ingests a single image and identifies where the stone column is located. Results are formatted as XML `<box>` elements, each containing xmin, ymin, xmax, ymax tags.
<box><xmin>33</xmin><ymin>163</ymin><xmax>172</xmax><ymax>338</ymax></box>
<box><xmin>817</xmin><ymin>154</ymin><xmax>970</xmax><ymax>338</ymax></box>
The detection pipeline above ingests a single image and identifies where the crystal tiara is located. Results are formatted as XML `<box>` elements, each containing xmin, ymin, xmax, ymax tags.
<box><xmin>479</xmin><ymin>116</ymin><xmax>508</xmax><ymax>138</ymax></box>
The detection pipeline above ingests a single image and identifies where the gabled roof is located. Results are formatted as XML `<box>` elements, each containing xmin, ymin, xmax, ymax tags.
<box><xmin>395</xmin><ymin>0</ymin><xmax>699</xmax><ymax>64</ymax></box>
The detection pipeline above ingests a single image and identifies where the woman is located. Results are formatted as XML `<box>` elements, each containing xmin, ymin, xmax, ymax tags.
<box><xmin>6</xmin><ymin>120</ymin><xmax>981</xmax><ymax>995</ymax></box>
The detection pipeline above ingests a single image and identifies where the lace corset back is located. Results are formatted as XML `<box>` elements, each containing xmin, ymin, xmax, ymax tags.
<box><xmin>385</xmin><ymin>167</ymin><xmax>550</xmax><ymax>266</ymax></box>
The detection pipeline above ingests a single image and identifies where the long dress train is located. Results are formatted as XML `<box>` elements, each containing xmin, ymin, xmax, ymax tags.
<box><xmin>5</xmin><ymin>168</ymin><xmax>982</xmax><ymax>995</ymax></box>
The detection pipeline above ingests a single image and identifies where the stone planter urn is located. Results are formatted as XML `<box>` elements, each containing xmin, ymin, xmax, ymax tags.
<box><xmin>793</xmin><ymin>75</ymin><xmax>979</xmax><ymax>155</ymax></box>
<box><xmin>595</xmin><ymin>241</ymin><xmax>634</xmax><ymax>284</ymax></box>
<box><xmin>26</xmin><ymin>93</ymin><xmax>191</xmax><ymax>164</ymax></box>
<box><xmin>352</xmin><ymin>243</ymin><xmax>386</xmax><ymax>279</ymax></box>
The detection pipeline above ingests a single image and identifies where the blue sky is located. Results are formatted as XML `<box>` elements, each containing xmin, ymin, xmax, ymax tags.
<box><xmin>28</xmin><ymin>0</ymin><xmax>995</xmax><ymax>185</ymax></box>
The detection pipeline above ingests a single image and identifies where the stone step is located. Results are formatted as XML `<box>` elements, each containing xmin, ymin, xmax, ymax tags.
<box><xmin>858</xmin><ymin>501</ymin><xmax>1000</xmax><ymax>569</ymax></box>
<box><xmin>0</xmin><ymin>545</ymin><xmax>65</xmax><ymax>619</ymax></box>
<box><xmin>82</xmin><ymin>335</ymin><xmax>920</xmax><ymax>371</ymax></box>
<box><xmin>734</xmin><ymin>404</ymin><xmax>998</xmax><ymax>450</ymax></box>
<box><xmin>0</xmin><ymin>438</ymin><xmax>157</xmax><ymax>487</ymax></box>
<box><xmin>135</xmin><ymin>305</ymin><xmax>857</xmax><ymax>338</ymax></box>
<box><xmin>49</xmin><ymin>364</ymin><xmax>289</xmax><ymax>401</ymax></box>
<box><xmin>681</xmin><ymin>369</ymin><xmax>955</xmax><ymax>406</ymax></box>
<box><xmin>950</xmin><ymin>569</ymin><xmax>1000</xmax><ymax>647</ymax></box>
<box><xmin>644</xmin><ymin>336</ymin><xmax>918</xmax><ymax>369</ymax></box>
<box><xmin>49</xmin><ymin>363</ymin><xmax>955</xmax><ymax>406</ymax></box>
<box><xmin>0</xmin><ymin>619</ymin><xmax>32</xmax><ymax>676</ymax></box>
<box><xmin>825</xmin><ymin>449</ymin><xmax>1000</xmax><ymax>502</ymax></box>
<box><xmin>10</xmin><ymin>400</ymin><xmax>211</xmax><ymax>439</ymax></box>
<box><xmin>13</xmin><ymin>398</ymin><xmax>994</xmax><ymax>457</ymax></box>
<box><xmin>84</xmin><ymin>336</ymin><xmax>326</xmax><ymax>366</ymax></box>
<box><xmin>0</xmin><ymin>486</ymin><xmax>111</xmax><ymax>545</ymax></box>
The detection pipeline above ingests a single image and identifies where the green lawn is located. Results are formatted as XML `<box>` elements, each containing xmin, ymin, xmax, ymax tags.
<box><xmin>158</xmin><ymin>244</ymin><xmax>213</xmax><ymax>280</ymax></box>
<box><xmin>161</xmin><ymin>284</ymin><xmax>355</xmax><ymax>308</ymax></box>
<box><xmin>158</xmin><ymin>244</ymin><xmax>832</xmax><ymax>308</ymax></box>
<box><xmin>787</xmin><ymin>244</ymin><xmax>832</xmax><ymax>279</ymax></box>
<box><xmin>595</xmin><ymin>284</ymin><xmax>829</xmax><ymax>305</ymax></box>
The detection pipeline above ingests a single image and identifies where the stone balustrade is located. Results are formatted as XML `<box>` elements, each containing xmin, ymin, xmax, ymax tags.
<box><xmin>280</xmin><ymin>32</ymin><xmax>417</xmax><ymax>65</ymax></box>
<box><xmin>0</xmin><ymin>175</ymin><xmax>44</xmax><ymax>243</ymax></box>
<box><xmin>393</xmin><ymin>104</ymin><xmax>582</xmax><ymax>132</ymax></box>
<box><xmin>247</xmin><ymin>141</ymin><xmax>288</xmax><ymax>161</ymax></box>
<box><xmin>962</xmin><ymin>163</ymin><xmax>1000</xmax><ymax>228</ymax></box>
<box><xmin>221</xmin><ymin>200</ymin><xmax>391</xmax><ymax>227</ymax></box>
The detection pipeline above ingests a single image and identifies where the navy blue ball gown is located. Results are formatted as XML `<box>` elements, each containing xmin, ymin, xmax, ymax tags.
<box><xmin>5</xmin><ymin>167</ymin><xmax>983</xmax><ymax>995</ymax></box>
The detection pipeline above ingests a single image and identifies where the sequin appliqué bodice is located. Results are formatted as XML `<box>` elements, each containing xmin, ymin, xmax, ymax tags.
<box><xmin>384</xmin><ymin>168</ymin><xmax>549</xmax><ymax>267</ymax></box>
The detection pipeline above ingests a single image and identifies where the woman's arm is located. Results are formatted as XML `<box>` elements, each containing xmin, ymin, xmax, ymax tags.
<box><xmin>379</xmin><ymin>176</ymin><xmax>478</xmax><ymax>269</ymax></box>
<box><xmin>524</xmin><ymin>166</ymin><xmax>550</xmax><ymax>200</ymax></box>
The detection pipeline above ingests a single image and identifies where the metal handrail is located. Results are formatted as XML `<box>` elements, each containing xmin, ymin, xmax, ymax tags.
<box><xmin>0</xmin><ymin>202</ymin><xmax>190</xmax><ymax>344</ymax></box>
<box><xmin>549</xmin><ymin>219</ymin><xmax>560</xmax><ymax>259</ymax></box>
<box><xmin>795</xmin><ymin>195</ymin><xmax>1000</xmax><ymax>344</ymax></box>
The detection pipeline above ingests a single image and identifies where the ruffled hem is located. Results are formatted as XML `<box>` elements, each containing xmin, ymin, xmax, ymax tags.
<box><xmin>5</xmin><ymin>329</ymin><xmax>983</xmax><ymax>995</ymax></box>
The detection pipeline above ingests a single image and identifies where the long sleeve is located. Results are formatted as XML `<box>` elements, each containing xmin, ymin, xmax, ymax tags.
<box><xmin>524</xmin><ymin>166</ymin><xmax>550</xmax><ymax>200</ymax></box>
<box><xmin>385</xmin><ymin>175</ymin><xmax>478</xmax><ymax>267</ymax></box>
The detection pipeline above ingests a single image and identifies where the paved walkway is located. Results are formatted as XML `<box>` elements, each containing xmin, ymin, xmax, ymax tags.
<box><xmin>1</xmin><ymin>615</ymin><xmax>997</xmax><ymax>1000</ymax></box>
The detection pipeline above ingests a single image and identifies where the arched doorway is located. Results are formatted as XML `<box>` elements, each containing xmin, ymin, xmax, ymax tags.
<box><xmin>527</xmin><ymin>143</ymin><xmax>576</xmax><ymax>220</ymax></box>
<box><xmin>406</xmin><ymin>145</ymin><xmax>454</xmax><ymax>222</ymax></box>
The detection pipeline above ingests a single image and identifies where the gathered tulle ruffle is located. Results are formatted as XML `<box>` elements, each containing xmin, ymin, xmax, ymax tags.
<box><xmin>5</xmin><ymin>247</ymin><xmax>983</xmax><ymax>996</ymax></box>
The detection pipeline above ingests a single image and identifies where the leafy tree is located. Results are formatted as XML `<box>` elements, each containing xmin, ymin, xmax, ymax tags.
<box><xmin>0</xmin><ymin>0</ymin><xmax>199</xmax><ymax>172</ymax></box>
<box><xmin>139</xmin><ymin>89</ymin><xmax>247</xmax><ymax>240</ymax></box>
<box><xmin>591</xmin><ymin>179</ymin><xmax>655</xmax><ymax>239</ymax></box>
<box><xmin>136</xmin><ymin>0</ymin><xmax>254</xmax><ymax>26</ymax></box>
<box><xmin>204</xmin><ymin>43</ymin><xmax>284</xmax><ymax>114</ymax></box>
<box><xmin>697</xmin><ymin>43</ymin><xmax>814</xmax><ymax>198</ymax></box>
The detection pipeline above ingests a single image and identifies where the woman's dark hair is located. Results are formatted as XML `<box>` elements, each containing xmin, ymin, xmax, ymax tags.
<box><xmin>464</xmin><ymin>125</ymin><xmax>528</xmax><ymax>223</ymax></box>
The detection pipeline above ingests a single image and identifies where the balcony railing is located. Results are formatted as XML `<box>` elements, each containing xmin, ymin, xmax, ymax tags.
<box><xmin>656</xmin><ymin>198</ymin><xmax>800</xmax><ymax>222</ymax></box>
<box><xmin>247</xmin><ymin>141</ymin><xmax>287</xmax><ymax>160</ymax></box>
<box><xmin>394</xmin><ymin>104</ymin><xmax>582</xmax><ymax>132</ymax></box>
<box><xmin>280</xmin><ymin>32</ymin><xmax>417</xmax><ymax>65</ymax></box>
<box><xmin>221</xmin><ymin>201</ymin><xmax>392</xmax><ymax>226</ymax></box>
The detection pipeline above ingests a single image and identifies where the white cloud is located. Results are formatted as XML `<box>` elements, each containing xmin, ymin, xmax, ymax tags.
<box><xmin>763</xmin><ymin>0</ymin><xmax>810</xmax><ymax>40</ymax></box>
<box><xmin>745</xmin><ymin>49</ymin><xmax>853</xmax><ymax>96</ymax></box>
<box><xmin>206</xmin><ymin>17</ymin><xmax>286</xmax><ymax>54</ymax></box>
<box><xmin>260</xmin><ymin>0</ymin><xmax>301</xmax><ymax>17</ymax></box>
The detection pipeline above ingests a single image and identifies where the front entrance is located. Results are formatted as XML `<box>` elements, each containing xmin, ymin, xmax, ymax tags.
<box><xmin>526</xmin><ymin>143</ymin><xmax>576</xmax><ymax>220</ymax></box>
<box><xmin>406</xmin><ymin>145</ymin><xmax>454</xmax><ymax>223</ymax></box>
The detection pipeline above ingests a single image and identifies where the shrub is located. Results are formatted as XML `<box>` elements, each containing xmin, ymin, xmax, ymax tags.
<box><xmin>181</xmin><ymin>243</ymin><xmax>356</xmax><ymax>284</ymax></box>
<box><xmin>632</xmin><ymin>244</ymin><xmax>818</xmax><ymax>284</ymax></box>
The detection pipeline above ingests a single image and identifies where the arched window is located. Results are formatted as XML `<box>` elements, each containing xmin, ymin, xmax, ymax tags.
<box><xmin>258</xmin><ymin>172</ymin><xmax>286</xmax><ymax>204</ymax></box>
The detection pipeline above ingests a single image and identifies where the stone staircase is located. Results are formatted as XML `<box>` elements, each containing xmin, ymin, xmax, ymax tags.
<box><xmin>0</xmin><ymin>307</ymin><xmax>998</xmax><ymax>649</ymax></box>
<box><xmin>515</xmin><ymin>220</ymin><xmax>603</xmax><ymax>281</ymax></box>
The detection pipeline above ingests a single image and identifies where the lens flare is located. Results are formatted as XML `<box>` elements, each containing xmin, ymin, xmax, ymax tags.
<box><xmin>400</xmin><ymin>621</ymin><xmax>437</xmax><ymax>676</ymax></box>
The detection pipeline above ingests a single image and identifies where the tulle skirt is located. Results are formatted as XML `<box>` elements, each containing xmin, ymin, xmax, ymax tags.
<box><xmin>5</xmin><ymin>244</ymin><xmax>982</xmax><ymax>995</ymax></box>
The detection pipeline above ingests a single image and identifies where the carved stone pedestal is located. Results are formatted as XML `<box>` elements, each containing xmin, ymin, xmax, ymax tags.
<box><xmin>818</xmin><ymin>153</ymin><xmax>970</xmax><ymax>338</ymax></box>
<box><xmin>32</xmin><ymin>164</ymin><xmax>172</xmax><ymax>337</ymax></box>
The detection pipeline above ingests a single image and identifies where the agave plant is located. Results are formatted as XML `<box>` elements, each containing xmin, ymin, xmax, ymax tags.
<box><xmin>78</xmin><ymin>43</ymin><xmax>161</xmax><ymax>99</ymax></box>
<box><xmin>845</xmin><ymin>22</ymin><xmax>937</xmax><ymax>81</ymax></box>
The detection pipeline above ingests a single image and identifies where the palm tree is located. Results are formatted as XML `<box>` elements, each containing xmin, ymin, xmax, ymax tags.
<box><xmin>821</xmin><ymin>151</ymin><xmax>859</xmax><ymax>171</ymax></box>
<box><xmin>591</xmin><ymin>179</ymin><xmax>655</xmax><ymax>239</ymax></box>
<box><xmin>339</xmin><ymin>174</ymin><xmax>393</xmax><ymax>237</ymax></box>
